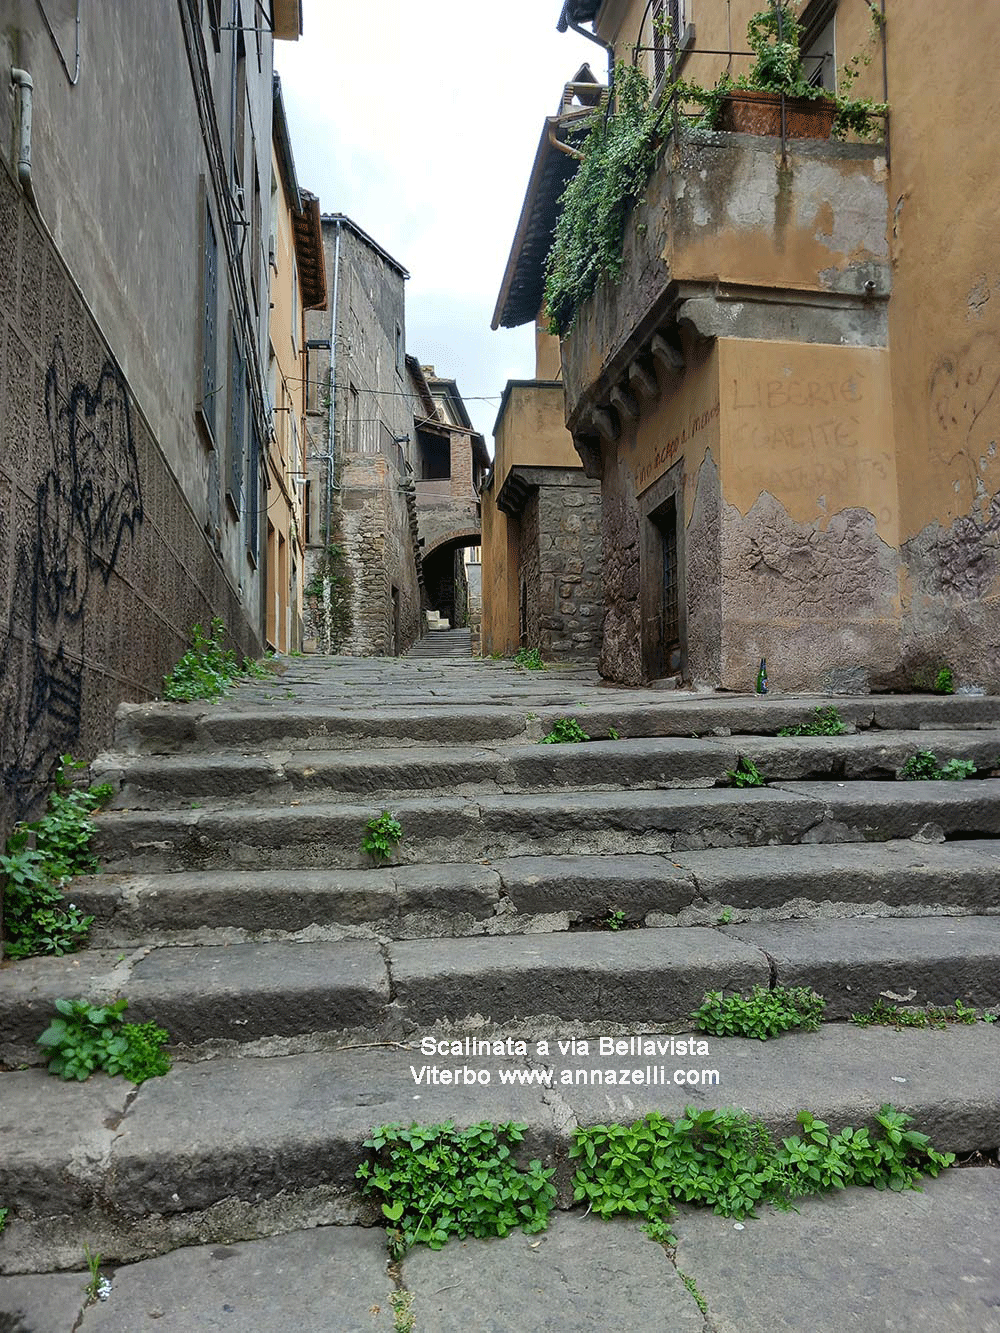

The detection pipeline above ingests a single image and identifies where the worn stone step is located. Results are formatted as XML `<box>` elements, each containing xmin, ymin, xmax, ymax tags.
<box><xmin>1</xmin><ymin>1025</ymin><xmax>997</xmax><ymax>1272</ymax></box>
<box><xmin>74</xmin><ymin>863</ymin><xmax>505</xmax><ymax>944</ymax></box>
<box><xmin>387</xmin><ymin>917</ymin><xmax>1000</xmax><ymax>1029</ymax></box>
<box><xmin>69</xmin><ymin>841</ymin><xmax>1000</xmax><ymax>946</ymax></box>
<box><xmin>503</xmin><ymin>838</ymin><xmax>1000</xmax><ymax>925</ymax></box>
<box><xmin>91</xmin><ymin>781</ymin><xmax>1000</xmax><ymax>871</ymax></box>
<box><xmin>110</xmin><ymin>693</ymin><xmax>1000</xmax><ymax>755</ymax></box>
<box><xmin>5</xmin><ymin>917</ymin><xmax>1000</xmax><ymax>1069</ymax></box>
<box><xmin>0</xmin><ymin>940</ymin><xmax>390</xmax><ymax>1066</ymax></box>
<box><xmin>95</xmin><ymin>730</ymin><xmax>1000</xmax><ymax>809</ymax></box>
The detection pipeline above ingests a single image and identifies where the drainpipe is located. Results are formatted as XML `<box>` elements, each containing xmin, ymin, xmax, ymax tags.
<box><xmin>11</xmin><ymin>69</ymin><xmax>35</xmax><ymax>203</ymax></box>
<box><xmin>557</xmin><ymin>5</ymin><xmax>615</xmax><ymax>100</ymax></box>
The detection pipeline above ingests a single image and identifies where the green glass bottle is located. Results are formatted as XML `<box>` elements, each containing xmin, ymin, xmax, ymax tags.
<box><xmin>756</xmin><ymin>658</ymin><xmax>768</xmax><ymax>695</ymax></box>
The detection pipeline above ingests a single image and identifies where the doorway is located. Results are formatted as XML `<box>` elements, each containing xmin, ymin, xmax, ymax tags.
<box><xmin>644</xmin><ymin>482</ymin><xmax>685</xmax><ymax>681</ymax></box>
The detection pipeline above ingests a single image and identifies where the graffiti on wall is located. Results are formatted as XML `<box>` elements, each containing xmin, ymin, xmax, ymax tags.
<box><xmin>0</xmin><ymin>339</ymin><xmax>144</xmax><ymax>822</ymax></box>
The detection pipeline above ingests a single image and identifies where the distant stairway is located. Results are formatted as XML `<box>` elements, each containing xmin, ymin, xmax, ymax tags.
<box><xmin>406</xmin><ymin>628</ymin><xmax>472</xmax><ymax>658</ymax></box>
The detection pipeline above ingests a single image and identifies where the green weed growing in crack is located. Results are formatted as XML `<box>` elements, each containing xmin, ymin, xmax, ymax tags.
<box><xmin>389</xmin><ymin>1290</ymin><xmax>415</xmax><ymax>1332</ymax></box>
<box><xmin>0</xmin><ymin>755</ymin><xmax>111</xmax><ymax>960</ymax></box>
<box><xmin>692</xmin><ymin>985</ymin><xmax>826</xmax><ymax>1040</ymax></box>
<box><xmin>726</xmin><ymin>756</ymin><xmax>765</xmax><ymax>787</ymax></box>
<box><xmin>37</xmin><ymin>998</ymin><xmax>171</xmax><ymax>1083</ymax></box>
<box><xmin>0</xmin><ymin>1206</ymin><xmax>8</xmax><ymax>1234</ymax></box>
<box><xmin>356</xmin><ymin>1121</ymin><xmax>556</xmax><ymax>1254</ymax></box>
<box><xmin>850</xmin><ymin>998</ymin><xmax>991</xmax><ymax>1030</ymax></box>
<box><xmin>83</xmin><ymin>1245</ymin><xmax>109</xmax><ymax>1304</ymax></box>
<box><xmin>362</xmin><ymin>812</ymin><xmax>403</xmax><ymax>865</ymax></box>
<box><xmin>539</xmin><ymin>717</ymin><xmax>589</xmax><ymax>744</ymax></box>
<box><xmin>163</xmin><ymin>617</ymin><xmax>269</xmax><ymax>701</ymax></box>
<box><xmin>899</xmin><ymin>750</ymin><xmax>977</xmax><ymax>781</ymax></box>
<box><xmin>778</xmin><ymin>706</ymin><xmax>847</xmax><ymax>737</ymax></box>
<box><xmin>605</xmin><ymin>908</ymin><xmax>627</xmax><ymax>931</ymax></box>
<box><xmin>678</xmin><ymin>1272</ymin><xmax>708</xmax><ymax>1315</ymax></box>
<box><xmin>513</xmin><ymin>647</ymin><xmax>545</xmax><ymax>671</ymax></box>
<box><xmin>571</xmin><ymin>1105</ymin><xmax>953</xmax><ymax>1240</ymax></box>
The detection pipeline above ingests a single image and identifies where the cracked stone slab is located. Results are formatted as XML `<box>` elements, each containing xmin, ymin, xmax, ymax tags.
<box><xmin>551</xmin><ymin>1024</ymin><xmax>1000</xmax><ymax>1151</ymax></box>
<box><xmin>670</xmin><ymin>839</ymin><xmax>1000</xmax><ymax>912</ymax></box>
<box><xmin>673</xmin><ymin>1167</ymin><xmax>1000</xmax><ymax>1333</ymax></box>
<box><xmin>0</xmin><ymin>1270</ymin><xmax>89</xmax><ymax>1331</ymax></box>
<box><xmin>105</xmin><ymin>1048</ymin><xmax>559</xmax><ymax>1219</ymax></box>
<box><xmin>721</xmin><ymin>915</ymin><xmax>1000</xmax><ymax>1017</ymax></box>
<box><xmin>0</xmin><ymin>941</ymin><xmax>390</xmax><ymax>1060</ymax></box>
<box><xmin>0</xmin><ymin>950</ymin><xmax>139</xmax><ymax>1064</ymax></box>
<box><xmin>402</xmin><ymin>1212</ymin><xmax>704</xmax><ymax>1332</ymax></box>
<box><xmin>731</xmin><ymin>730</ymin><xmax>1000</xmax><ymax>781</ymax></box>
<box><xmin>506</xmin><ymin>735</ymin><xmax>738</xmax><ymax>789</ymax></box>
<box><xmin>388</xmin><ymin>929</ymin><xmax>769</xmax><ymax>1025</ymax></box>
<box><xmin>3</xmin><ymin>1028</ymin><xmax>1000</xmax><ymax>1271</ymax></box>
<box><xmin>474</xmin><ymin>786</ymin><xmax>822</xmax><ymax>859</ymax></box>
<box><xmin>93</xmin><ymin>787</ymin><xmax>824</xmax><ymax>872</ymax></box>
<box><xmin>493</xmin><ymin>853</ymin><xmax>697</xmax><ymax>919</ymax></box>
<box><xmin>776</xmin><ymin>778</ymin><xmax>1000</xmax><ymax>840</ymax></box>
<box><xmin>93</xmin><ymin>799</ymin><xmax>482</xmax><ymax>871</ymax></box>
<box><xmin>0</xmin><ymin>1070</ymin><xmax>129</xmax><ymax>1215</ymax></box>
<box><xmin>78</xmin><ymin>1226</ymin><xmax>394</xmax><ymax>1332</ymax></box>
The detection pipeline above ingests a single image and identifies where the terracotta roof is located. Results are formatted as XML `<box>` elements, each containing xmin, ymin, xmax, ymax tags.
<box><xmin>320</xmin><ymin>213</ymin><xmax>410</xmax><ymax>279</ymax></box>
<box><xmin>292</xmin><ymin>191</ymin><xmax>327</xmax><ymax>311</ymax></box>
<box><xmin>492</xmin><ymin>67</ymin><xmax>605</xmax><ymax>331</ymax></box>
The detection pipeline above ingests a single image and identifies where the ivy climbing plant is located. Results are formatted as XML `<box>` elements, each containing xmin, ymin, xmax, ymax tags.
<box><xmin>544</xmin><ymin>61</ymin><xmax>669</xmax><ymax>337</ymax></box>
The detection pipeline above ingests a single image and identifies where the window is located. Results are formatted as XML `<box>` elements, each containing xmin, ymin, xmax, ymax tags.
<box><xmin>348</xmin><ymin>382</ymin><xmax>359</xmax><ymax>451</ymax></box>
<box><xmin>652</xmin><ymin>0</ymin><xmax>684</xmax><ymax>84</ymax></box>
<box><xmin>395</xmin><ymin>323</ymin><xmax>404</xmax><ymax>376</ymax></box>
<box><xmin>305</xmin><ymin>341</ymin><xmax>330</xmax><ymax>414</ymax></box>
<box><xmin>226</xmin><ymin>328</ymin><xmax>246</xmax><ymax>514</ymax></box>
<box><xmin>201</xmin><ymin>203</ymin><xmax>219</xmax><ymax>438</ymax></box>
<box><xmin>247</xmin><ymin>417</ymin><xmax>261</xmax><ymax>563</ymax></box>
<box><xmin>232</xmin><ymin>15</ymin><xmax>246</xmax><ymax>190</ymax></box>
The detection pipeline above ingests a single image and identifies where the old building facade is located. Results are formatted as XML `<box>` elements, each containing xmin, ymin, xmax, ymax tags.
<box><xmin>485</xmin><ymin>65</ymin><xmax>605</xmax><ymax>663</ymax></box>
<box><xmin>267</xmin><ymin>76</ymin><xmax>326</xmax><ymax>653</ymax></box>
<box><xmin>0</xmin><ymin>1</ymin><xmax>300</xmax><ymax>831</ymax></box>
<box><xmin>302</xmin><ymin>216</ymin><xmax>423</xmax><ymax>656</ymax></box>
<box><xmin>551</xmin><ymin>0</ymin><xmax>1000</xmax><ymax>691</ymax></box>
<box><xmin>410</xmin><ymin>360</ymin><xmax>487</xmax><ymax>630</ymax></box>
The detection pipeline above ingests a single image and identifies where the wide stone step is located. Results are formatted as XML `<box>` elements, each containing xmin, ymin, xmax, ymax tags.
<box><xmin>95</xmin><ymin>730</ymin><xmax>1000</xmax><ymax>808</ymax></box>
<box><xmin>70</xmin><ymin>841</ymin><xmax>1000</xmax><ymax>946</ymax></box>
<box><xmin>91</xmin><ymin>781</ymin><xmax>1000</xmax><ymax>871</ymax></box>
<box><xmin>5</xmin><ymin>917</ymin><xmax>1000</xmax><ymax>1068</ymax></box>
<box><xmin>110</xmin><ymin>693</ymin><xmax>1000</xmax><ymax>755</ymax></box>
<box><xmin>1</xmin><ymin>1025</ymin><xmax>997</xmax><ymax>1272</ymax></box>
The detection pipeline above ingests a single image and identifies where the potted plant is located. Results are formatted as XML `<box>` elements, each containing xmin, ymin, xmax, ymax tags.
<box><xmin>693</xmin><ymin>1</ymin><xmax>886</xmax><ymax>140</ymax></box>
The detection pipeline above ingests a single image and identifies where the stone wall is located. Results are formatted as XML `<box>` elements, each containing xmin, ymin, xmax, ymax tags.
<box><xmin>538</xmin><ymin>474</ymin><xmax>604</xmax><ymax>662</ymax></box>
<box><xmin>518</xmin><ymin>492</ymin><xmax>541</xmax><ymax>647</ymax></box>
<box><xmin>0</xmin><ymin>161</ymin><xmax>258</xmax><ymax>835</ymax></box>
<box><xmin>303</xmin><ymin>220</ymin><xmax>422</xmax><ymax>657</ymax></box>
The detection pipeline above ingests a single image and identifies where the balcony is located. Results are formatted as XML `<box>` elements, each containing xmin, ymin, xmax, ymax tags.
<box><xmin>561</xmin><ymin>126</ymin><xmax>890</xmax><ymax>440</ymax></box>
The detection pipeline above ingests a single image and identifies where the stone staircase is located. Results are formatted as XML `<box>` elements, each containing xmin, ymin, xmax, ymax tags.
<box><xmin>406</xmin><ymin>627</ymin><xmax>471</xmax><ymax>658</ymax></box>
<box><xmin>2</xmin><ymin>657</ymin><xmax>1000</xmax><ymax>1275</ymax></box>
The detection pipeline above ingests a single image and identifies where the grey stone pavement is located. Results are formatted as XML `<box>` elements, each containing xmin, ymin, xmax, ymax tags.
<box><xmin>2</xmin><ymin>1169</ymin><xmax>998</xmax><ymax>1332</ymax></box>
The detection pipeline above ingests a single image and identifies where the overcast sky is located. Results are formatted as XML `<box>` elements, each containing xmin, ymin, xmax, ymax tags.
<box><xmin>274</xmin><ymin>3</ymin><xmax>597</xmax><ymax>446</ymax></box>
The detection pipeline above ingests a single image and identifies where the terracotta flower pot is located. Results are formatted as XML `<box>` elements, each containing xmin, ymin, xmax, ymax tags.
<box><xmin>720</xmin><ymin>90</ymin><xmax>837</xmax><ymax>139</ymax></box>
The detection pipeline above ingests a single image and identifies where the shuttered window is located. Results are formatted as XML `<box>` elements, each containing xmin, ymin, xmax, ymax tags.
<box><xmin>202</xmin><ymin>204</ymin><xmax>218</xmax><ymax>438</ymax></box>
<box><xmin>227</xmin><ymin>329</ymin><xmax>245</xmax><ymax>514</ymax></box>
